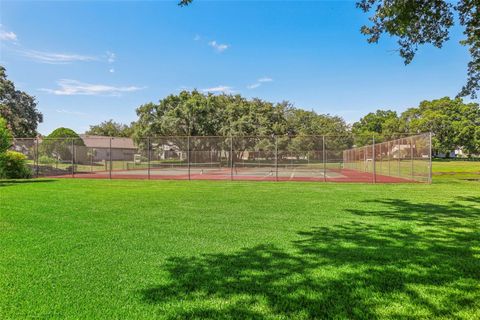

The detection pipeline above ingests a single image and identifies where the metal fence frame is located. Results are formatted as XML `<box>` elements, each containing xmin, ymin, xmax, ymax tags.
<box><xmin>11</xmin><ymin>133</ymin><xmax>432</xmax><ymax>183</ymax></box>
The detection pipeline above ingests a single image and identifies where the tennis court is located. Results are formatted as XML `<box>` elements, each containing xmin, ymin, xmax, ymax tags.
<box><xmin>12</xmin><ymin>134</ymin><xmax>431</xmax><ymax>183</ymax></box>
<box><xmin>52</xmin><ymin>162</ymin><xmax>412</xmax><ymax>183</ymax></box>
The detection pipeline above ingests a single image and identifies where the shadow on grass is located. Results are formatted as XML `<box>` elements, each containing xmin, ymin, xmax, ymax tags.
<box><xmin>140</xmin><ymin>198</ymin><xmax>480</xmax><ymax>319</ymax></box>
<box><xmin>0</xmin><ymin>179</ymin><xmax>57</xmax><ymax>187</ymax></box>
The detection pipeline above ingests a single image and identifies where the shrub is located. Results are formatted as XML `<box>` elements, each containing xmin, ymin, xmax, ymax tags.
<box><xmin>0</xmin><ymin>151</ymin><xmax>32</xmax><ymax>179</ymax></box>
<box><xmin>38</xmin><ymin>155</ymin><xmax>56</xmax><ymax>164</ymax></box>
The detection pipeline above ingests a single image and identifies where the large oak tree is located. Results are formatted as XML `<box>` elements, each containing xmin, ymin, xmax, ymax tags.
<box><xmin>0</xmin><ymin>66</ymin><xmax>43</xmax><ymax>137</ymax></box>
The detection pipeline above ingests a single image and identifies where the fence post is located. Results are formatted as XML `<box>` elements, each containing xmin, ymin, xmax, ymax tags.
<box><xmin>397</xmin><ymin>138</ymin><xmax>401</xmax><ymax>177</ymax></box>
<box><xmin>410</xmin><ymin>136</ymin><xmax>414</xmax><ymax>181</ymax></box>
<box><xmin>109</xmin><ymin>137</ymin><xmax>112</xmax><ymax>179</ymax></box>
<box><xmin>363</xmin><ymin>145</ymin><xmax>368</xmax><ymax>172</ymax></box>
<box><xmin>429</xmin><ymin>132</ymin><xmax>433</xmax><ymax>184</ymax></box>
<box><xmin>274</xmin><ymin>136</ymin><xmax>278</xmax><ymax>181</ymax></box>
<box><xmin>388</xmin><ymin>140</ymin><xmax>391</xmax><ymax>176</ymax></box>
<box><xmin>230</xmin><ymin>136</ymin><xmax>234</xmax><ymax>181</ymax></box>
<box><xmin>372</xmin><ymin>135</ymin><xmax>376</xmax><ymax>183</ymax></box>
<box><xmin>71</xmin><ymin>139</ymin><xmax>75</xmax><ymax>178</ymax></box>
<box><xmin>187</xmin><ymin>136</ymin><xmax>191</xmax><ymax>180</ymax></box>
<box><xmin>35</xmin><ymin>137</ymin><xmax>39</xmax><ymax>178</ymax></box>
<box><xmin>147</xmin><ymin>138</ymin><xmax>151</xmax><ymax>180</ymax></box>
<box><xmin>323</xmin><ymin>135</ymin><xmax>326</xmax><ymax>182</ymax></box>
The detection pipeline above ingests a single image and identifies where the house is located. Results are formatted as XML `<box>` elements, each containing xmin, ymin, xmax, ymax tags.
<box><xmin>76</xmin><ymin>135</ymin><xmax>138</xmax><ymax>162</ymax></box>
<box><xmin>151</xmin><ymin>142</ymin><xmax>187</xmax><ymax>161</ymax></box>
<box><xmin>390</xmin><ymin>144</ymin><xmax>415</xmax><ymax>159</ymax></box>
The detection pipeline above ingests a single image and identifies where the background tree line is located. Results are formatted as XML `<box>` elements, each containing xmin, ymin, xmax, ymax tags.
<box><xmin>1</xmin><ymin>65</ymin><xmax>479</xmax><ymax>157</ymax></box>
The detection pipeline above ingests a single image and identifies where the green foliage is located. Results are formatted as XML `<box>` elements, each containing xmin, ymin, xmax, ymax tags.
<box><xmin>401</xmin><ymin>97</ymin><xmax>480</xmax><ymax>155</ymax></box>
<box><xmin>0</xmin><ymin>117</ymin><xmax>12</xmax><ymax>153</ymax></box>
<box><xmin>0</xmin><ymin>150</ymin><xmax>31</xmax><ymax>178</ymax></box>
<box><xmin>86</xmin><ymin>120</ymin><xmax>134</xmax><ymax>137</ymax></box>
<box><xmin>357</xmin><ymin>0</ymin><xmax>480</xmax><ymax>98</ymax></box>
<box><xmin>134</xmin><ymin>90</ymin><xmax>350</xmax><ymax>138</ymax></box>
<box><xmin>46</xmin><ymin>127</ymin><xmax>82</xmax><ymax>139</ymax></box>
<box><xmin>134</xmin><ymin>91</ymin><xmax>353</xmax><ymax>154</ymax></box>
<box><xmin>351</xmin><ymin>98</ymin><xmax>480</xmax><ymax>155</ymax></box>
<box><xmin>40</xmin><ymin>127</ymin><xmax>84</xmax><ymax>160</ymax></box>
<box><xmin>0</xmin><ymin>66</ymin><xmax>43</xmax><ymax>137</ymax></box>
<box><xmin>38</xmin><ymin>155</ymin><xmax>56</xmax><ymax>165</ymax></box>
<box><xmin>352</xmin><ymin>110</ymin><xmax>402</xmax><ymax>145</ymax></box>
<box><xmin>352</xmin><ymin>110</ymin><xmax>400</xmax><ymax>136</ymax></box>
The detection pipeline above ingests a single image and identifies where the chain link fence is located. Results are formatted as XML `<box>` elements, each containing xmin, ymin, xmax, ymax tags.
<box><xmin>11</xmin><ymin>133</ymin><xmax>431</xmax><ymax>183</ymax></box>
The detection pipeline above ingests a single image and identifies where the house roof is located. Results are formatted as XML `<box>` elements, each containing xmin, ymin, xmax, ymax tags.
<box><xmin>79</xmin><ymin>135</ymin><xmax>137</xmax><ymax>149</ymax></box>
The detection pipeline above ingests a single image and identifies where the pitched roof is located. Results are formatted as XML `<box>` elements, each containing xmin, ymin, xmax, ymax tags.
<box><xmin>79</xmin><ymin>135</ymin><xmax>137</xmax><ymax>149</ymax></box>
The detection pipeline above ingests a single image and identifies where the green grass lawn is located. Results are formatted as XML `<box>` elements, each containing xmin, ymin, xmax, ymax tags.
<box><xmin>433</xmin><ymin>160</ymin><xmax>480</xmax><ymax>174</ymax></box>
<box><xmin>432</xmin><ymin>160</ymin><xmax>480</xmax><ymax>182</ymax></box>
<box><xmin>1</xmin><ymin>165</ymin><xmax>479</xmax><ymax>319</ymax></box>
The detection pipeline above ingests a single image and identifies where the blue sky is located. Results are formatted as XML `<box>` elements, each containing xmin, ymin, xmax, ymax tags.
<box><xmin>0</xmin><ymin>0</ymin><xmax>472</xmax><ymax>135</ymax></box>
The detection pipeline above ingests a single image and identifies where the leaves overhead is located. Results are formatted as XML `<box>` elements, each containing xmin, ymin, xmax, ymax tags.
<box><xmin>358</xmin><ymin>0</ymin><xmax>479</xmax><ymax>98</ymax></box>
<box><xmin>179</xmin><ymin>1</ymin><xmax>480</xmax><ymax>98</ymax></box>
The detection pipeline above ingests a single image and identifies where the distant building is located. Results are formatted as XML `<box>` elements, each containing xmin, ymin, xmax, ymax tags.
<box><xmin>76</xmin><ymin>135</ymin><xmax>137</xmax><ymax>162</ymax></box>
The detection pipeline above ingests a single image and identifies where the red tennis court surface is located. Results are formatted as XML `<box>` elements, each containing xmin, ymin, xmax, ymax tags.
<box><xmin>48</xmin><ymin>167</ymin><xmax>415</xmax><ymax>183</ymax></box>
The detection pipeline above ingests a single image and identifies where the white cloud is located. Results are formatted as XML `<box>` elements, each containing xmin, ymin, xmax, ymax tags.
<box><xmin>0</xmin><ymin>30</ymin><xmax>17</xmax><ymax>42</ymax></box>
<box><xmin>21</xmin><ymin>50</ymin><xmax>97</xmax><ymax>64</ymax></box>
<box><xmin>0</xmin><ymin>25</ymin><xmax>17</xmax><ymax>42</ymax></box>
<box><xmin>247</xmin><ymin>77</ymin><xmax>273</xmax><ymax>89</ymax></box>
<box><xmin>56</xmin><ymin>109</ymin><xmax>87</xmax><ymax>116</ymax></box>
<box><xmin>201</xmin><ymin>85</ymin><xmax>233</xmax><ymax>94</ymax></box>
<box><xmin>109</xmin><ymin>68</ymin><xmax>115</xmax><ymax>73</ymax></box>
<box><xmin>247</xmin><ymin>83</ymin><xmax>261</xmax><ymax>89</ymax></box>
<box><xmin>40</xmin><ymin>79</ymin><xmax>144</xmax><ymax>96</ymax></box>
<box><xmin>106</xmin><ymin>51</ymin><xmax>116</xmax><ymax>63</ymax></box>
<box><xmin>258</xmin><ymin>77</ymin><xmax>273</xmax><ymax>83</ymax></box>
<box><xmin>208</xmin><ymin>40</ymin><xmax>229</xmax><ymax>53</ymax></box>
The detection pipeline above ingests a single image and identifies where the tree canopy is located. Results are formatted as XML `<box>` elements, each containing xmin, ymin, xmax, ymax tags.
<box><xmin>46</xmin><ymin>127</ymin><xmax>82</xmax><ymax>139</ymax></box>
<box><xmin>0</xmin><ymin>66</ymin><xmax>43</xmax><ymax>137</ymax></box>
<box><xmin>400</xmin><ymin>97</ymin><xmax>480</xmax><ymax>155</ymax></box>
<box><xmin>41</xmin><ymin>128</ymin><xmax>84</xmax><ymax>160</ymax></box>
<box><xmin>357</xmin><ymin>0</ymin><xmax>479</xmax><ymax>98</ymax></box>
<box><xmin>86</xmin><ymin>120</ymin><xmax>134</xmax><ymax>137</ymax></box>
<box><xmin>351</xmin><ymin>97</ymin><xmax>480</xmax><ymax>155</ymax></box>
<box><xmin>134</xmin><ymin>90</ymin><xmax>351</xmax><ymax>140</ymax></box>
<box><xmin>352</xmin><ymin>110</ymin><xmax>402</xmax><ymax>143</ymax></box>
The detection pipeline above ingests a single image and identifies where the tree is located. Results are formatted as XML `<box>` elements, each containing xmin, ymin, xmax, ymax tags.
<box><xmin>134</xmin><ymin>90</ymin><xmax>351</xmax><ymax>139</ymax></box>
<box><xmin>0</xmin><ymin>117</ymin><xmax>12</xmax><ymax>154</ymax></box>
<box><xmin>86</xmin><ymin>120</ymin><xmax>134</xmax><ymax>137</ymax></box>
<box><xmin>357</xmin><ymin>0</ymin><xmax>480</xmax><ymax>98</ymax></box>
<box><xmin>135</xmin><ymin>90</ymin><xmax>222</xmax><ymax>138</ymax></box>
<box><xmin>400</xmin><ymin>97</ymin><xmax>480</xmax><ymax>156</ymax></box>
<box><xmin>352</xmin><ymin>110</ymin><xmax>403</xmax><ymax>145</ymax></box>
<box><xmin>0</xmin><ymin>66</ymin><xmax>43</xmax><ymax>137</ymax></box>
<box><xmin>279</xmin><ymin>109</ymin><xmax>352</xmax><ymax>158</ymax></box>
<box><xmin>40</xmin><ymin>128</ymin><xmax>84</xmax><ymax>161</ymax></box>
<box><xmin>134</xmin><ymin>91</ymin><xmax>352</xmax><ymax>162</ymax></box>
